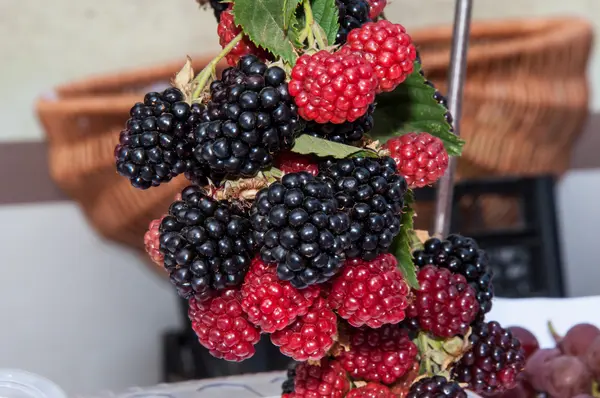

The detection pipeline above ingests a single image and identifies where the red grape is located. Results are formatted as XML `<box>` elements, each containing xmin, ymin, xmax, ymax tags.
<box><xmin>508</xmin><ymin>326</ymin><xmax>539</xmax><ymax>359</ymax></box>
<box><xmin>484</xmin><ymin>380</ymin><xmax>530</xmax><ymax>398</ymax></box>
<box><xmin>523</xmin><ymin>348</ymin><xmax>561</xmax><ymax>391</ymax></box>
<box><xmin>583</xmin><ymin>335</ymin><xmax>600</xmax><ymax>379</ymax></box>
<box><xmin>572</xmin><ymin>395</ymin><xmax>594</xmax><ymax>398</ymax></box>
<box><xmin>558</xmin><ymin>323</ymin><xmax>600</xmax><ymax>357</ymax></box>
<box><xmin>544</xmin><ymin>356</ymin><xmax>592</xmax><ymax>398</ymax></box>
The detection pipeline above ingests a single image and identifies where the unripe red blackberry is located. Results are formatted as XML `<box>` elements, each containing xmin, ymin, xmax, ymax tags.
<box><xmin>275</xmin><ymin>151</ymin><xmax>319</xmax><ymax>176</ymax></box>
<box><xmin>407</xmin><ymin>376</ymin><xmax>467</xmax><ymax>398</ymax></box>
<box><xmin>217</xmin><ymin>6</ymin><xmax>271</xmax><ymax>66</ymax></box>
<box><xmin>318</xmin><ymin>157</ymin><xmax>407</xmax><ymax>260</ymax></box>
<box><xmin>366</xmin><ymin>0</ymin><xmax>387</xmax><ymax>19</ymax></box>
<box><xmin>335</xmin><ymin>0</ymin><xmax>372</xmax><ymax>44</ymax></box>
<box><xmin>347</xmin><ymin>383</ymin><xmax>394</xmax><ymax>398</ymax></box>
<box><xmin>304</xmin><ymin>105</ymin><xmax>375</xmax><ymax>144</ymax></box>
<box><xmin>293</xmin><ymin>359</ymin><xmax>351</xmax><ymax>398</ymax></box>
<box><xmin>250</xmin><ymin>172</ymin><xmax>352</xmax><ymax>288</ymax></box>
<box><xmin>144</xmin><ymin>215</ymin><xmax>165</xmax><ymax>266</ymax></box>
<box><xmin>194</xmin><ymin>55</ymin><xmax>302</xmax><ymax>178</ymax></box>
<box><xmin>159</xmin><ymin>186</ymin><xmax>255</xmax><ymax>300</ymax></box>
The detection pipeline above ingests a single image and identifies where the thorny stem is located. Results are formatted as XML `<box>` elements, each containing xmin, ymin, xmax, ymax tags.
<box><xmin>192</xmin><ymin>32</ymin><xmax>244</xmax><ymax>99</ymax></box>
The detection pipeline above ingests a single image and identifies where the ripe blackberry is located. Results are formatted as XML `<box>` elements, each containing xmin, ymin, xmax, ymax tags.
<box><xmin>144</xmin><ymin>215</ymin><xmax>165</xmax><ymax>266</ymax></box>
<box><xmin>335</xmin><ymin>0</ymin><xmax>372</xmax><ymax>45</ymax></box>
<box><xmin>303</xmin><ymin>105</ymin><xmax>375</xmax><ymax>144</ymax></box>
<box><xmin>293</xmin><ymin>359</ymin><xmax>350</xmax><ymax>398</ymax></box>
<box><xmin>271</xmin><ymin>297</ymin><xmax>337</xmax><ymax>361</ymax></box>
<box><xmin>384</xmin><ymin>133</ymin><xmax>449</xmax><ymax>188</ymax></box>
<box><xmin>250</xmin><ymin>172</ymin><xmax>352</xmax><ymax>288</ymax></box>
<box><xmin>188</xmin><ymin>289</ymin><xmax>261</xmax><ymax>362</ymax></box>
<box><xmin>328</xmin><ymin>253</ymin><xmax>410</xmax><ymax>328</ymax></box>
<box><xmin>217</xmin><ymin>6</ymin><xmax>271</xmax><ymax>66</ymax></box>
<box><xmin>194</xmin><ymin>55</ymin><xmax>301</xmax><ymax>178</ymax></box>
<box><xmin>406</xmin><ymin>265</ymin><xmax>479</xmax><ymax>338</ymax></box>
<box><xmin>282</xmin><ymin>362</ymin><xmax>298</xmax><ymax>394</ymax></box>
<box><xmin>453</xmin><ymin>321</ymin><xmax>526</xmax><ymax>395</ymax></box>
<box><xmin>288</xmin><ymin>50</ymin><xmax>377</xmax><ymax>124</ymax></box>
<box><xmin>413</xmin><ymin>235</ymin><xmax>494</xmax><ymax>316</ymax></box>
<box><xmin>407</xmin><ymin>376</ymin><xmax>467</xmax><ymax>398</ymax></box>
<box><xmin>366</xmin><ymin>0</ymin><xmax>387</xmax><ymax>20</ymax></box>
<box><xmin>115</xmin><ymin>88</ymin><xmax>200</xmax><ymax>189</ymax></box>
<box><xmin>241</xmin><ymin>256</ymin><xmax>320</xmax><ymax>333</ymax></box>
<box><xmin>159</xmin><ymin>185</ymin><xmax>255</xmax><ymax>300</ymax></box>
<box><xmin>347</xmin><ymin>384</ymin><xmax>394</xmax><ymax>398</ymax></box>
<box><xmin>317</xmin><ymin>157</ymin><xmax>407</xmax><ymax>260</ymax></box>
<box><xmin>275</xmin><ymin>151</ymin><xmax>319</xmax><ymax>176</ymax></box>
<box><xmin>208</xmin><ymin>0</ymin><xmax>227</xmax><ymax>21</ymax></box>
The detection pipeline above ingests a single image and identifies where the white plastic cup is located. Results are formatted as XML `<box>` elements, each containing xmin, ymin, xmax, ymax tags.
<box><xmin>0</xmin><ymin>369</ymin><xmax>67</xmax><ymax>398</ymax></box>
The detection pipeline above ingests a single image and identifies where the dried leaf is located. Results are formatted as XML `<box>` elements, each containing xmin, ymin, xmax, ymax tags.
<box><xmin>415</xmin><ymin>230</ymin><xmax>431</xmax><ymax>244</ymax></box>
<box><xmin>171</xmin><ymin>57</ymin><xmax>196</xmax><ymax>104</ymax></box>
<box><xmin>353</xmin><ymin>381</ymin><xmax>368</xmax><ymax>388</ymax></box>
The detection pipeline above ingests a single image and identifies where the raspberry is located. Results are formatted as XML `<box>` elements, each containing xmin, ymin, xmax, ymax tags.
<box><xmin>250</xmin><ymin>172</ymin><xmax>352</xmax><ymax>288</ymax></box>
<box><xmin>406</xmin><ymin>265</ymin><xmax>479</xmax><ymax>338</ymax></box>
<box><xmin>304</xmin><ymin>104</ymin><xmax>375</xmax><ymax>144</ymax></box>
<box><xmin>275</xmin><ymin>151</ymin><xmax>319</xmax><ymax>176</ymax></box>
<box><xmin>335</xmin><ymin>0</ymin><xmax>372</xmax><ymax>44</ymax></box>
<box><xmin>144</xmin><ymin>216</ymin><xmax>165</xmax><ymax>266</ymax></box>
<box><xmin>217</xmin><ymin>6</ymin><xmax>271</xmax><ymax>66</ymax></box>
<box><xmin>282</xmin><ymin>362</ymin><xmax>298</xmax><ymax>394</ymax></box>
<box><xmin>318</xmin><ymin>157</ymin><xmax>407</xmax><ymax>260</ymax></box>
<box><xmin>337</xmin><ymin>325</ymin><xmax>418</xmax><ymax>385</ymax></box>
<box><xmin>115</xmin><ymin>88</ymin><xmax>202</xmax><ymax>189</ymax></box>
<box><xmin>328</xmin><ymin>253</ymin><xmax>410</xmax><ymax>328</ymax></box>
<box><xmin>342</xmin><ymin>20</ymin><xmax>417</xmax><ymax>93</ymax></box>
<box><xmin>347</xmin><ymin>384</ymin><xmax>394</xmax><ymax>398</ymax></box>
<box><xmin>407</xmin><ymin>376</ymin><xmax>467</xmax><ymax>398</ymax></box>
<box><xmin>159</xmin><ymin>186</ymin><xmax>255</xmax><ymax>300</ymax></box>
<box><xmin>366</xmin><ymin>0</ymin><xmax>387</xmax><ymax>19</ymax></box>
<box><xmin>188</xmin><ymin>289</ymin><xmax>260</xmax><ymax>362</ymax></box>
<box><xmin>384</xmin><ymin>133</ymin><xmax>449</xmax><ymax>188</ymax></box>
<box><xmin>241</xmin><ymin>256</ymin><xmax>320</xmax><ymax>332</ymax></box>
<box><xmin>271</xmin><ymin>297</ymin><xmax>337</xmax><ymax>361</ymax></box>
<box><xmin>413</xmin><ymin>235</ymin><xmax>494</xmax><ymax>316</ymax></box>
<box><xmin>452</xmin><ymin>321</ymin><xmax>526</xmax><ymax>395</ymax></box>
<box><xmin>293</xmin><ymin>359</ymin><xmax>350</xmax><ymax>398</ymax></box>
<box><xmin>194</xmin><ymin>55</ymin><xmax>301</xmax><ymax>178</ymax></box>
<box><xmin>288</xmin><ymin>50</ymin><xmax>377</xmax><ymax>124</ymax></box>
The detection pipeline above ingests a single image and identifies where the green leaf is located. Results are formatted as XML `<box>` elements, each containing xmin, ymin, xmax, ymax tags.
<box><xmin>310</xmin><ymin>0</ymin><xmax>339</xmax><ymax>45</ymax></box>
<box><xmin>291</xmin><ymin>134</ymin><xmax>369</xmax><ymax>158</ymax></box>
<box><xmin>283</xmin><ymin>0</ymin><xmax>302</xmax><ymax>30</ymax></box>
<box><xmin>391</xmin><ymin>190</ymin><xmax>419</xmax><ymax>289</ymax></box>
<box><xmin>233</xmin><ymin>0</ymin><xmax>298</xmax><ymax>64</ymax></box>
<box><xmin>371</xmin><ymin>60</ymin><xmax>465</xmax><ymax>156</ymax></box>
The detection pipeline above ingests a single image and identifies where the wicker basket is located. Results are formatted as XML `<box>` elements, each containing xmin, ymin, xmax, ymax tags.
<box><xmin>36</xmin><ymin>17</ymin><xmax>593</xmax><ymax>252</ymax></box>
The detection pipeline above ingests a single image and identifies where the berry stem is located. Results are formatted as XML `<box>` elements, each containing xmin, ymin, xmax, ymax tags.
<box><xmin>302</xmin><ymin>0</ymin><xmax>316</xmax><ymax>48</ymax></box>
<box><xmin>192</xmin><ymin>31</ymin><xmax>244</xmax><ymax>99</ymax></box>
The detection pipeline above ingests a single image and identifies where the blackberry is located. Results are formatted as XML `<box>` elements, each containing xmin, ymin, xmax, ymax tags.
<box><xmin>209</xmin><ymin>0</ymin><xmax>228</xmax><ymax>21</ymax></box>
<box><xmin>159</xmin><ymin>185</ymin><xmax>255</xmax><ymax>300</ymax></box>
<box><xmin>193</xmin><ymin>55</ymin><xmax>302</xmax><ymax>178</ymax></box>
<box><xmin>304</xmin><ymin>105</ymin><xmax>375</xmax><ymax>144</ymax></box>
<box><xmin>115</xmin><ymin>88</ymin><xmax>202</xmax><ymax>189</ymax></box>
<box><xmin>250</xmin><ymin>171</ymin><xmax>351</xmax><ymax>288</ymax></box>
<box><xmin>407</xmin><ymin>376</ymin><xmax>467</xmax><ymax>398</ymax></box>
<box><xmin>282</xmin><ymin>362</ymin><xmax>298</xmax><ymax>394</ymax></box>
<box><xmin>317</xmin><ymin>157</ymin><xmax>407</xmax><ymax>260</ymax></box>
<box><xmin>335</xmin><ymin>0</ymin><xmax>371</xmax><ymax>44</ymax></box>
<box><xmin>413</xmin><ymin>234</ymin><xmax>494</xmax><ymax>315</ymax></box>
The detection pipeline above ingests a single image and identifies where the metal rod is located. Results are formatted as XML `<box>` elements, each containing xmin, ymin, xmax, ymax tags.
<box><xmin>432</xmin><ymin>0</ymin><xmax>474</xmax><ymax>237</ymax></box>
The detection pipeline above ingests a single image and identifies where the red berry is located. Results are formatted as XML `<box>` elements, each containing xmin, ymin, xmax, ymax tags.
<box><xmin>407</xmin><ymin>265</ymin><xmax>479</xmax><ymax>338</ymax></box>
<box><xmin>271</xmin><ymin>297</ymin><xmax>337</xmax><ymax>361</ymax></box>
<box><xmin>384</xmin><ymin>133</ymin><xmax>449</xmax><ymax>188</ymax></box>
<box><xmin>337</xmin><ymin>325</ymin><xmax>418</xmax><ymax>385</ymax></box>
<box><xmin>144</xmin><ymin>216</ymin><xmax>164</xmax><ymax>266</ymax></box>
<box><xmin>275</xmin><ymin>151</ymin><xmax>319</xmax><ymax>176</ymax></box>
<box><xmin>188</xmin><ymin>288</ymin><xmax>261</xmax><ymax>362</ymax></box>
<box><xmin>217</xmin><ymin>6</ymin><xmax>270</xmax><ymax>66</ymax></box>
<box><xmin>328</xmin><ymin>253</ymin><xmax>410</xmax><ymax>328</ymax></box>
<box><xmin>366</xmin><ymin>0</ymin><xmax>387</xmax><ymax>20</ymax></box>
<box><xmin>347</xmin><ymin>383</ymin><xmax>394</xmax><ymax>398</ymax></box>
<box><xmin>288</xmin><ymin>50</ymin><xmax>377</xmax><ymax>124</ymax></box>
<box><xmin>241</xmin><ymin>257</ymin><xmax>320</xmax><ymax>333</ymax></box>
<box><xmin>341</xmin><ymin>20</ymin><xmax>417</xmax><ymax>93</ymax></box>
<box><xmin>293</xmin><ymin>359</ymin><xmax>350</xmax><ymax>398</ymax></box>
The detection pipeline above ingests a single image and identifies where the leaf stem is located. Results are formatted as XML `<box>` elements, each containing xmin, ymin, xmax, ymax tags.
<box><xmin>192</xmin><ymin>32</ymin><xmax>244</xmax><ymax>99</ymax></box>
<box><xmin>302</xmin><ymin>0</ymin><xmax>316</xmax><ymax>48</ymax></box>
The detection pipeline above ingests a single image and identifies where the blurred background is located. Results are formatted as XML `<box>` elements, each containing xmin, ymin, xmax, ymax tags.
<box><xmin>0</xmin><ymin>0</ymin><xmax>599</xmax><ymax>395</ymax></box>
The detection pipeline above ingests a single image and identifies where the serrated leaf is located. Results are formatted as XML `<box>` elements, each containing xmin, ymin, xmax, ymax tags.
<box><xmin>310</xmin><ymin>0</ymin><xmax>339</xmax><ymax>45</ymax></box>
<box><xmin>233</xmin><ymin>0</ymin><xmax>297</xmax><ymax>64</ymax></box>
<box><xmin>371</xmin><ymin>60</ymin><xmax>465</xmax><ymax>156</ymax></box>
<box><xmin>291</xmin><ymin>134</ymin><xmax>366</xmax><ymax>159</ymax></box>
<box><xmin>391</xmin><ymin>190</ymin><xmax>419</xmax><ymax>289</ymax></box>
<box><xmin>283</xmin><ymin>0</ymin><xmax>302</xmax><ymax>29</ymax></box>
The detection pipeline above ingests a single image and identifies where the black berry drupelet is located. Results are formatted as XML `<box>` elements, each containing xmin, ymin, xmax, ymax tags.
<box><xmin>413</xmin><ymin>234</ymin><xmax>494</xmax><ymax>316</ymax></box>
<box><xmin>281</xmin><ymin>362</ymin><xmax>297</xmax><ymax>394</ymax></box>
<box><xmin>407</xmin><ymin>376</ymin><xmax>467</xmax><ymax>398</ymax></box>
<box><xmin>304</xmin><ymin>105</ymin><xmax>375</xmax><ymax>144</ymax></box>
<box><xmin>209</xmin><ymin>0</ymin><xmax>228</xmax><ymax>21</ymax></box>
<box><xmin>115</xmin><ymin>88</ymin><xmax>202</xmax><ymax>189</ymax></box>
<box><xmin>335</xmin><ymin>0</ymin><xmax>372</xmax><ymax>44</ymax></box>
<box><xmin>193</xmin><ymin>55</ymin><xmax>302</xmax><ymax>178</ymax></box>
<box><xmin>159</xmin><ymin>185</ymin><xmax>255</xmax><ymax>301</ymax></box>
<box><xmin>317</xmin><ymin>157</ymin><xmax>407</xmax><ymax>260</ymax></box>
<box><xmin>250</xmin><ymin>171</ymin><xmax>351</xmax><ymax>288</ymax></box>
